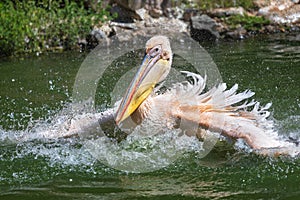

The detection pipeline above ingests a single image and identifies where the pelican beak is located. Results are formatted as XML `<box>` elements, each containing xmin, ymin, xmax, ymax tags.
<box><xmin>115</xmin><ymin>45</ymin><xmax>166</xmax><ymax>125</ymax></box>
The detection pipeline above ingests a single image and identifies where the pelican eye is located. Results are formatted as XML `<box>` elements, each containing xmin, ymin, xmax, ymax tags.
<box><xmin>148</xmin><ymin>45</ymin><xmax>162</xmax><ymax>58</ymax></box>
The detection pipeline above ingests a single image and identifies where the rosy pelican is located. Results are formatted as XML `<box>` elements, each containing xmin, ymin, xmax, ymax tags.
<box><xmin>112</xmin><ymin>35</ymin><xmax>297</xmax><ymax>152</ymax></box>
<box><xmin>59</xmin><ymin>35</ymin><xmax>298</xmax><ymax>157</ymax></box>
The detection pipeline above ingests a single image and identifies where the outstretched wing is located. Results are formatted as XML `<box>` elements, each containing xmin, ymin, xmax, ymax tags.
<box><xmin>169</xmin><ymin>71</ymin><xmax>282</xmax><ymax>149</ymax></box>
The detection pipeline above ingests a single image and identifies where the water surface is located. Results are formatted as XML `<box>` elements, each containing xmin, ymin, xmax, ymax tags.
<box><xmin>0</xmin><ymin>34</ymin><xmax>299</xmax><ymax>199</ymax></box>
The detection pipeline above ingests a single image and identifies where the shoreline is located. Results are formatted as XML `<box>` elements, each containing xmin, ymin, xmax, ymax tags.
<box><xmin>1</xmin><ymin>0</ymin><xmax>300</xmax><ymax>57</ymax></box>
<box><xmin>101</xmin><ymin>1</ymin><xmax>300</xmax><ymax>45</ymax></box>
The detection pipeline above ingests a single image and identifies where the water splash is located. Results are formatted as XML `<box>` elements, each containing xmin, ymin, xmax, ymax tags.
<box><xmin>0</xmin><ymin>102</ymin><xmax>206</xmax><ymax>180</ymax></box>
<box><xmin>0</xmin><ymin>98</ymin><xmax>299</xmax><ymax>187</ymax></box>
<box><xmin>85</xmin><ymin>129</ymin><xmax>205</xmax><ymax>173</ymax></box>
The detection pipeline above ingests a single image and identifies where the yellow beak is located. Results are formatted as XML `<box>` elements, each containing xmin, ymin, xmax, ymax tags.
<box><xmin>115</xmin><ymin>46</ymin><xmax>168</xmax><ymax>125</ymax></box>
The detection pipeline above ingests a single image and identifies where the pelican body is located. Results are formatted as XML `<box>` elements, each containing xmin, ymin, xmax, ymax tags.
<box><xmin>113</xmin><ymin>35</ymin><xmax>294</xmax><ymax>151</ymax></box>
<box><xmin>58</xmin><ymin>35</ymin><xmax>298</xmax><ymax>157</ymax></box>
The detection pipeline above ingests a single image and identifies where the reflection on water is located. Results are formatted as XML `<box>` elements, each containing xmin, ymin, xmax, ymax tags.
<box><xmin>0</xmin><ymin>34</ymin><xmax>300</xmax><ymax>199</ymax></box>
<box><xmin>266</xmin><ymin>35</ymin><xmax>300</xmax><ymax>62</ymax></box>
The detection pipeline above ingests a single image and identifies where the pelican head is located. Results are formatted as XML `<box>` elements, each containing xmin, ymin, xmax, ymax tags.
<box><xmin>115</xmin><ymin>35</ymin><xmax>173</xmax><ymax>125</ymax></box>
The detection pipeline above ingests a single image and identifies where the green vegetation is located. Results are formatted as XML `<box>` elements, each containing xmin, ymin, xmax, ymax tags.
<box><xmin>199</xmin><ymin>0</ymin><xmax>255</xmax><ymax>10</ymax></box>
<box><xmin>225</xmin><ymin>14</ymin><xmax>270</xmax><ymax>31</ymax></box>
<box><xmin>0</xmin><ymin>0</ymin><xmax>112</xmax><ymax>56</ymax></box>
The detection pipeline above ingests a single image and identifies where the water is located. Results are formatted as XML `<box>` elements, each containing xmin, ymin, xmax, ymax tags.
<box><xmin>0</xmin><ymin>34</ymin><xmax>300</xmax><ymax>199</ymax></box>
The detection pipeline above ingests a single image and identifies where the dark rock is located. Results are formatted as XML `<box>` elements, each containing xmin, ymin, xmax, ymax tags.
<box><xmin>264</xmin><ymin>24</ymin><xmax>277</xmax><ymax>33</ymax></box>
<box><xmin>109</xmin><ymin>0</ymin><xmax>171</xmax><ymax>19</ymax></box>
<box><xmin>225</xmin><ymin>27</ymin><xmax>248</xmax><ymax>40</ymax></box>
<box><xmin>145</xmin><ymin>0</ymin><xmax>165</xmax><ymax>17</ymax></box>
<box><xmin>183</xmin><ymin>8</ymin><xmax>199</xmax><ymax>21</ymax></box>
<box><xmin>110</xmin><ymin>5</ymin><xmax>142</xmax><ymax>23</ymax></box>
<box><xmin>148</xmin><ymin>8</ymin><xmax>163</xmax><ymax>18</ymax></box>
<box><xmin>111</xmin><ymin>0</ymin><xmax>146</xmax><ymax>11</ymax></box>
<box><xmin>85</xmin><ymin>24</ymin><xmax>115</xmax><ymax>49</ymax></box>
<box><xmin>190</xmin><ymin>15</ymin><xmax>220</xmax><ymax>42</ymax></box>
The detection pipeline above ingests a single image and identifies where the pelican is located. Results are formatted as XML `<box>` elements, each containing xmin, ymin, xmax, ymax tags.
<box><xmin>59</xmin><ymin>35</ymin><xmax>298</xmax><ymax>157</ymax></box>
<box><xmin>111</xmin><ymin>35</ymin><xmax>296</xmax><ymax>152</ymax></box>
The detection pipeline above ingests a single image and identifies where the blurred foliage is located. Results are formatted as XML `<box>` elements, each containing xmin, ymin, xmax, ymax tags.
<box><xmin>0</xmin><ymin>0</ymin><xmax>112</xmax><ymax>56</ymax></box>
<box><xmin>225</xmin><ymin>14</ymin><xmax>270</xmax><ymax>31</ymax></box>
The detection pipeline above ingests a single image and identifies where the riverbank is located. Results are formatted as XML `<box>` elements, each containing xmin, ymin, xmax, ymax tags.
<box><xmin>1</xmin><ymin>0</ymin><xmax>299</xmax><ymax>57</ymax></box>
<box><xmin>103</xmin><ymin>0</ymin><xmax>300</xmax><ymax>44</ymax></box>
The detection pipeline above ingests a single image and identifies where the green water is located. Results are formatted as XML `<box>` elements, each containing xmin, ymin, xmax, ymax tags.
<box><xmin>0</xmin><ymin>35</ymin><xmax>300</xmax><ymax>199</ymax></box>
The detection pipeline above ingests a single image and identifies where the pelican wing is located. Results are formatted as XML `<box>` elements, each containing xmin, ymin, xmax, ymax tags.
<box><xmin>168</xmin><ymin>72</ymin><xmax>282</xmax><ymax>149</ymax></box>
